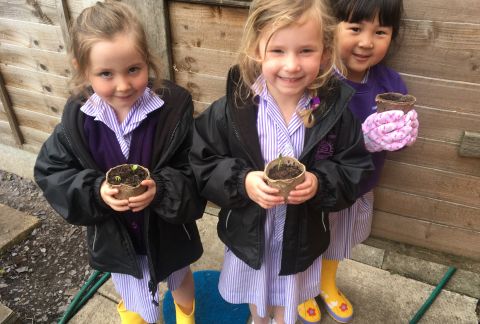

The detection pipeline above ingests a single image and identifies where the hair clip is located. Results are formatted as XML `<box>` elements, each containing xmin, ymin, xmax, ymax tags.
<box><xmin>297</xmin><ymin>96</ymin><xmax>320</xmax><ymax>128</ymax></box>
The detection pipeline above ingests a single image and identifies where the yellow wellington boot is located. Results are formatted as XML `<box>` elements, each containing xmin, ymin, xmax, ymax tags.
<box><xmin>297</xmin><ymin>298</ymin><xmax>321</xmax><ymax>323</ymax></box>
<box><xmin>319</xmin><ymin>259</ymin><xmax>353</xmax><ymax>323</ymax></box>
<box><xmin>174</xmin><ymin>300</ymin><xmax>195</xmax><ymax>324</ymax></box>
<box><xmin>117</xmin><ymin>300</ymin><xmax>147</xmax><ymax>324</ymax></box>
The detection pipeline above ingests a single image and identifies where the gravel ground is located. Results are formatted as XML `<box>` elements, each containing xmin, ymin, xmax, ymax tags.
<box><xmin>0</xmin><ymin>170</ymin><xmax>90</xmax><ymax>323</ymax></box>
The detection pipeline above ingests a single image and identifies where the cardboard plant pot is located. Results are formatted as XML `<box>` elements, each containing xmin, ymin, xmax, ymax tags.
<box><xmin>106</xmin><ymin>164</ymin><xmax>150</xmax><ymax>200</ymax></box>
<box><xmin>264</xmin><ymin>156</ymin><xmax>306</xmax><ymax>199</ymax></box>
<box><xmin>375</xmin><ymin>92</ymin><xmax>416</xmax><ymax>113</ymax></box>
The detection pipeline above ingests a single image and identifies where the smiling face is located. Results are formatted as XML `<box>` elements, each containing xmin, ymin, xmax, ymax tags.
<box><xmin>258</xmin><ymin>18</ymin><xmax>324</xmax><ymax>105</ymax></box>
<box><xmin>86</xmin><ymin>33</ymin><xmax>149</xmax><ymax>113</ymax></box>
<box><xmin>337</xmin><ymin>14</ymin><xmax>393</xmax><ymax>82</ymax></box>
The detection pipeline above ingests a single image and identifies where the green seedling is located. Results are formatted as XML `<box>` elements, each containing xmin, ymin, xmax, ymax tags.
<box><xmin>277</xmin><ymin>153</ymin><xmax>284</xmax><ymax>171</ymax></box>
<box><xmin>131</xmin><ymin>164</ymin><xmax>138</xmax><ymax>172</ymax></box>
<box><xmin>114</xmin><ymin>175</ymin><xmax>122</xmax><ymax>183</ymax></box>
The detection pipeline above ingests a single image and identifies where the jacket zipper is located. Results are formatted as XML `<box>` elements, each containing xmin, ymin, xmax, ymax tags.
<box><xmin>182</xmin><ymin>224</ymin><xmax>191</xmax><ymax>240</ymax></box>
<box><xmin>92</xmin><ymin>225</ymin><xmax>98</xmax><ymax>251</ymax></box>
<box><xmin>225</xmin><ymin>209</ymin><xmax>232</xmax><ymax>230</ymax></box>
<box><xmin>321</xmin><ymin>211</ymin><xmax>326</xmax><ymax>232</ymax></box>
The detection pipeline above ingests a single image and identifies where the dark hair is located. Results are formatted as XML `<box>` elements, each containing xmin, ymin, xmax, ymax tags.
<box><xmin>331</xmin><ymin>0</ymin><xmax>404</xmax><ymax>40</ymax></box>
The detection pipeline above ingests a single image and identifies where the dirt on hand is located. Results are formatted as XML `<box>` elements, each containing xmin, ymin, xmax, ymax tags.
<box><xmin>0</xmin><ymin>170</ymin><xmax>90</xmax><ymax>323</ymax></box>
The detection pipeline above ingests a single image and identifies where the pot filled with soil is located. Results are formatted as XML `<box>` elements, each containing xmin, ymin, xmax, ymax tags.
<box><xmin>106</xmin><ymin>164</ymin><xmax>150</xmax><ymax>199</ymax></box>
<box><xmin>375</xmin><ymin>92</ymin><xmax>416</xmax><ymax>113</ymax></box>
<box><xmin>264</xmin><ymin>156</ymin><xmax>306</xmax><ymax>199</ymax></box>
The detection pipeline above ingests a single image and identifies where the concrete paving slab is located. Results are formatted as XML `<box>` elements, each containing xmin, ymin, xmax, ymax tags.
<box><xmin>383</xmin><ymin>251</ymin><xmax>480</xmax><ymax>299</ymax></box>
<box><xmin>0</xmin><ymin>143</ymin><xmax>37</xmax><ymax>180</ymax></box>
<box><xmin>0</xmin><ymin>204</ymin><xmax>40</xmax><ymax>254</ymax></box>
<box><xmin>0</xmin><ymin>302</ymin><xmax>20</xmax><ymax>324</ymax></box>
<box><xmin>68</xmin><ymin>294</ymin><xmax>119</xmax><ymax>324</ymax></box>
<box><xmin>329</xmin><ymin>259</ymin><xmax>478</xmax><ymax>324</ymax></box>
<box><xmin>351</xmin><ymin>243</ymin><xmax>385</xmax><ymax>268</ymax></box>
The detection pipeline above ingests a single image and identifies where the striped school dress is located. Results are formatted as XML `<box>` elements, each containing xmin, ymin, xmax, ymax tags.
<box><xmin>218</xmin><ymin>79</ymin><xmax>322</xmax><ymax>324</ymax></box>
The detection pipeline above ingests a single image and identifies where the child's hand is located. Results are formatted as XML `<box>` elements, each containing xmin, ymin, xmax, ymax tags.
<box><xmin>362</xmin><ymin>110</ymin><xmax>417</xmax><ymax>152</ymax></box>
<box><xmin>404</xmin><ymin>109</ymin><xmax>419</xmax><ymax>146</ymax></box>
<box><xmin>245</xmin><ymin>171</ymin><xmax>284</xmax><ymax>209</ymax></box>
<box><xmin>287</xmin><ymin>171</ymin><xmax>318</xmax><ymax>204</ymax></box>
<box><xmin>100</xmin><ymin>180</ymin><xmax>130</xmax><ymax>212</ymax></box>
<box><xmin>127</xmin><ymin>179</ymin><xmax>156</xmax><ymax>212</ymax></box>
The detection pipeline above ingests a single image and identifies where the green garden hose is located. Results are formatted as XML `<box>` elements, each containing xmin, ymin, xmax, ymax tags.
<box><xmin>58</xmin><ymin>270</ymin><xmax>111</xmax><ymax>324</ymax></box>
<box><xmin>409</xmin><ymin>266</ymin><xmax>456</xmax><ymax>324</ymax></box>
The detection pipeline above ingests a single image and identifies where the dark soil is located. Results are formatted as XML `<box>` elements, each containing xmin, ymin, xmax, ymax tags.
<box><xmin>267</xmin><ymin>164</ymin><xmax>303</xmax><ymax>180</ymax></box>
<box><xmin>0</xmin><ymin>170</ymin><xmax>90</xmax><ymax>323</ymax></box>
<box><xmin>107</xmin><ymin>164</ymin><xmax>148</xmax><ymax>186</ymax></box>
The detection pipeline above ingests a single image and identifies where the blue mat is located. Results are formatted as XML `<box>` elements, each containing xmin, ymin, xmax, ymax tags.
<box><xmin>163</xmin><ymin>270</ymin><xmax>250</xmax><ymax>324</ymax></box>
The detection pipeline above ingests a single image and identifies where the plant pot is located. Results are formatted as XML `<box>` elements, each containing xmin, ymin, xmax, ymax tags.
<box><xmin>264</xmin><ymin>156</ymin><xmax>306</xmax><ymax>199</ymax></box>
<box><xmin>106</xmin><ymin>164</ymin><xmax>150</xmax><ymax>200</ymax></box>
<box><xmin>375</xmin><ymin>92</ymin><xmax>416</xmax><ymax>113</ymax></box>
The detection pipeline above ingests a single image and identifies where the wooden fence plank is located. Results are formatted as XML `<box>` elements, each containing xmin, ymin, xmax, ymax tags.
<box><xmin>0</xmin><ymin>17</ymin><xmax>65</xmax><ymax>52</ymax></box>
<box><xmin>387</xmin><ymin>138</ymin><xmax>480</xmax><ymax>177</ymax></box>
<box><xmin>7</xmin><ymin>86</ymin><xmax>65</xmax><ymax>118</ymax></box>
<box><xmin>174</xmin><ymin>71</ymin><xmax>226</xmax><ymax>104</ymax></box>
<box><xmin>404</xmin><ymin>0</ymin><xmax>480</xmax><ymax>24</ymax></box>
<box><xmin>192</xmin><ymin>100</ymin><xmax>210</xmax><ymax>116</ymax></box>
<box><xmin>379</xmin><ymin>160</ymin><xmax>480</xmax><ymax>208</ymax></box>
<box><xmin>0</xmin><ymin>71</ymin><xmax>23</xmax><ymax>145</ymax></box>
<box><xmin>15</xmin><ymin>107</ymin><xmax>59</xmax><ymax>134</ymax></box>
<box><xmin>169</xmin><ymin>2</ymin><xmax>246</xmax><ymax>52</ymax></box>
<box><xmin>56</xmin><ymin>0</ymin><xmax>71</xmax><ymax>51</ymax></box>
<box><xmin>172</xmin><ymin>45</ymin><xmax>236</xmax><ymax>76</ymax></box>
<box><xmin>19</xmin><ymin>125</ymin><xmax>50</xmax><ymax>149</ymax></box>
<box><xmin>0</xmin><ymin>0</ymin><xmax>58</xmax><ymax>24</ymax></box>
<box><xmin>371</xmin><ymin>211</ymin><xmax>480</xmax><ymax>260</ymax></box>
<box><xmin>2</xmin><ymin>64</ymin><xmax>70</xmax><ymax>99</ymax></box>
<box><xmin>415</xmin><ymin>105</ymin><xmax>480</xmax><ymax>143</ymax></box>
<box><xmin>402</xmin><ymin>74</ymin><xmax>480</xmax><ymax>115</ymax></box>
<box><xmin>389</xmin><ymin>20</ymin><xmax>480</xmax><ymax>83</ymax></box>
<box><xmin>173</xmin><ymin>0</ymin><xmax>251</xmax><ymax>8</ymax></box>
<box><xmin>0</xmin><ymin>120</ymin><xmax>16</xmax><ymax>147</ymax></box>
<box><xmin>0</xmin><ymin>43</ymin><xmax>71</xmax><ymax>77</ymax></box>
<box><xmin>374</xmin><ymin>187</ymin><xmax>480</xmax><ymax>232</ymax></box>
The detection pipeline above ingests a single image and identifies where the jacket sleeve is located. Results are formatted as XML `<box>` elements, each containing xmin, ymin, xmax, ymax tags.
<box><xmin>149</xmin><ymin>101</ymin><xmax>207</xmax><ymax>224</ymax></box>
<box><xmin>189</xmin><ymin>98</ymin><xmax>253</xmax><ymax>209</ymax></box>
<box><xmin>309</xmin><ymin>108</ymin><xmax>374</xmax><ymax>212</ymax></box>
<box><xmin>34</xmin><ymin>124</ymin><xmax>112</xmax><ymax>226</ymax></box>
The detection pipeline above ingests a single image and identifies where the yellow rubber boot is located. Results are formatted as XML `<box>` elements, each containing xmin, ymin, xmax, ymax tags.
<box><xmin>174</xmin><ymin>300</ymin><xmax>195</xmax><ymax>324</ymax></box>
<box><xmin>117</xmin><ymin>300</ymin><xmax>147</xmax><ymax>324</ymax></box>
<box><xmin>297</xmin><ymin>298</ymin><xmax>321</xmax><ymax>323</ymax></box>
<box><xmin>319</xmin><ymin>259</ymin><xmax>353</xmax><ymax>323</ymax></box>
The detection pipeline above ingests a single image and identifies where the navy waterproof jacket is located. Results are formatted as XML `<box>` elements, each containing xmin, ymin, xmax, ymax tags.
<box><xmin>34</xmin><ymin>80</ymin><xmax>205</xmax><ymax>297</ymax></box>
<box><xmin>189</xmin><ymin>66</ymin><xmax>374</xmax><ymax>275</ymax></box>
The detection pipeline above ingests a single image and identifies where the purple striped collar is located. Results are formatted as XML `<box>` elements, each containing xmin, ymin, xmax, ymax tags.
<box><xmin>80</xmin><ymin>88</ymin><xmax>164</xmax><ymax>134</ymax></box>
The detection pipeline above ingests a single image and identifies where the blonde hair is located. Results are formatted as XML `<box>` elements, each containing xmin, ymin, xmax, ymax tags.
<box><xmin>69</xmin><ymin>1</ymin><xmax>162</xmax><ymax>95</ymax></box>
<box><xmin>238</xmin><ymin>0</ymin><xmax>342</xmax><ymax>97</ymax></box>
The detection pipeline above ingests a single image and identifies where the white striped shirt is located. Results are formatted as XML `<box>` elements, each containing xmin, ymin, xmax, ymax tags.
<box><xmin>80</xmin><ymin>88</ymin><xmax>164</xmax><ymax>159</ymax></box>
